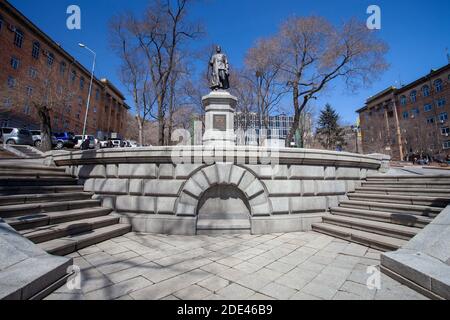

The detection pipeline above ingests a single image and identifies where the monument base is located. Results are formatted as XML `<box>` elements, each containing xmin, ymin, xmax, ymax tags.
<box><xmin>202</xmin><ymin>90</ymin><xmax>237</xmax><ymax>146</ymax></box>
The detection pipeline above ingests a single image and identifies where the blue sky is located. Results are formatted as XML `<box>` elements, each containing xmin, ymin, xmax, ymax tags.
<box><xmin>10</xmin><ymin>0</ymin><xmax>450</xmax><ymax>124</ymax></box>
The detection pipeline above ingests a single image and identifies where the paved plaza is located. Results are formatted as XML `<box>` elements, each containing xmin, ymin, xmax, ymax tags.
<box><xmin>46</xmin><ymin>232</ymin><xmax>427</xmax><ymax>300</ymax></box>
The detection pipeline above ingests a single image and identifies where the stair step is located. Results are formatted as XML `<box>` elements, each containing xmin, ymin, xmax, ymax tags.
<box><xmin>196</xmin><ymin>218</ymin><xmax>251</xmax><ymax>235</ymax></box>
<box><xmin>0</xmin><ymin>199</ymin><xmax>101</xmax><ymax>218</ymax></box>
<box><xmin>339</xmin><ymin>200</ymin><xmax>442</xmax><ymax>218</ymax></box>
<box><xmin>196</xmin><ymin>219</ymin><xmax>251</xmax><ymax>230</ymax></box>
<box><xmin>38</xmin><ymin>224</ymin><xmax>131</xmax><ymax>256</ymax></box>
<box><xmin>0</xmin><ymin>178</ymin><xmax>78</xmax><ymax>187</ymax></box>
<box><xmin>0</xmin><ymin>164</ymin><xmax>66</xmax><ymax>172</ymax></box>
<box><xmin>0</xmin><ymin>170</ymin><xmax>72</xmax><ymax>178</ymax></box>
<box><xmin>5</xmin><ymin>207</ymin><xmax>112</xmax><ymax>231</ymax></box>
<box><xmin>355</xmin><ymin>187</ymin><xmax>450</xmax><ymax>197</ymax></box>
<box><xmin>330</xmin><ymin>206</ymin><xmax>432</xmax><ymax>228</ymax></box>
<box><xmin>348</xmin><ymin>193</ymin><xmax>450</xmax><ymax>207</ymax></box>
<box><xmin>20</xmin><ymin>216</ymin><xmax>120</xmax><ymax>244</ymax></box>
<box><xmin>196</xmin><ymin>229</ymin><xmax>251</xmax><ymax>235</ymax></box>
<box><xmin>363</xmin><ymin>181</ymin><xmax>450</xmax><ymax>189</ymax></box>
<box><xmin>312</xmin><ymin>223</ymin><xmax>407</xmax><ymax>252</ymax></box>
<box><xmin>0</xmin><ymin>192</ymin><xmax>93</xmax><ymax>206</ymax></box>
<box><xmin>322</xmin><ymin>215</ymin><xmax>421</xmax><ymax>240</ymax></box>
<box><xmin>0</xmin><ymin>185</ymin><xmax>84</xmax><ymax>196</ymax></box>
<box><xmin>367</xmin><ymin>175</ymin><xmax>450</xmax><ymax>182</ymax></box>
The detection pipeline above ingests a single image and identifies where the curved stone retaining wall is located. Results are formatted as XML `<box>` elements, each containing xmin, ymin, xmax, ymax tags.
<box><xmin>49</xmin><ymin>147</ymin><xmax>384</xmax><ymax>235</ymax></box>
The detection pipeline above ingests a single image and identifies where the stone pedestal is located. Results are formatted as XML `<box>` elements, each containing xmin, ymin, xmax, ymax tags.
<box><xmin>202</xmin><ymin>91</ymin><xmax>237</xmax><ymax>146</ymax></box>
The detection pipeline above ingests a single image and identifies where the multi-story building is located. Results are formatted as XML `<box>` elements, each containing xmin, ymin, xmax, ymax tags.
<box><xmin>0</xmin><ymin>0</ymin><xmax>129</xmax><ymax>139</ymax></box>
<box><xmin>357</xmin><ymin>63</ymin><xmax>450</xmax><ymax>160</ymax></box>
<box><xmin>234</xmin><ymin>112</ymin><xmax>313</xmax><ymax>147</ymax></box>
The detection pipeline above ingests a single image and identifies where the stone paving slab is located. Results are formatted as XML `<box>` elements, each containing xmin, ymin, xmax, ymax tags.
<box><xmin>45</xmin><ymin>231</ymin><xmax>428</xmax><ymax>300</ymax></box>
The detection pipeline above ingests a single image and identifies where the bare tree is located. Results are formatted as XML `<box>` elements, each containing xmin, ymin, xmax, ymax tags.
<box><xmin>1</xmin><ymin>54</ymin><xmax>75</xmax><ymax>151</ymax></box>
<box><xmin>110</xmin><ymin>0</ymin><xmax>201</xmax><ymax>146</ymax></box>
<box><xmin>270</xmin><ymin>16</ymin><xmax>388</xmax><ymax>147</ymax></box>
<box><xmin>131</xmin><ymin>0</ymin><xmax>201</xmax><ymax>146</ymax></box>
<box><xmin>110</xmin><ymin>13</ymin><xmax>156</xmax><ymax>146</ymax></box>
<box><xmin>243</xmin><ymin>38</ymin><xmax>287</xmax><ymax>128</ymax></box>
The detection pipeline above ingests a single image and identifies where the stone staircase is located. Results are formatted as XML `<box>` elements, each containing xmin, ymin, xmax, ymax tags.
<box><xmin>0</xmin><ymin>163</ymin><xmax>131</xmax><ymax>256</ymax></box>
<box><xmin>3</xmin><ymin>145</ymin><xmax>43</xmax><ymax>159</ymax></box>
<box><xmin>312</xmin><ymin>175</ymin><xmax>450</xmax><ymax>252</ymax></box>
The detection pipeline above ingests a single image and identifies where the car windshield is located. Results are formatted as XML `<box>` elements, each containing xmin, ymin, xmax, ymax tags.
<box><xmin>19</xmin><ymin>129</ymin><xmax>31</xmax><ymax>135</ymax></box>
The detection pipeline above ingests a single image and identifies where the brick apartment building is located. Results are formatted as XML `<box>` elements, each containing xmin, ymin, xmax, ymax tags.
<box><xmin>0</xmin><ymin>0</ymin><xmax>129</xmax><ymax>139</ymax></box>
<box><xmin>357</xmin><ymin>63</ymin><xmax>450</xmax><ymax>161</ymax></box>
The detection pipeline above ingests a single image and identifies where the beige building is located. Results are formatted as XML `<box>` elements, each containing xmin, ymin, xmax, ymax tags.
<box><xmin>357</xmin><ymin>63</ymin><xmax>450</xmax><ymax>160</ymax></box>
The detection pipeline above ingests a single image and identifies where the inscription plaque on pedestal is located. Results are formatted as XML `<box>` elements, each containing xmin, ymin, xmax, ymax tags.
<box><xmin>213</xmin><ymin>115</ymin><xmax>226</xmax><ymax>131</ymax></box>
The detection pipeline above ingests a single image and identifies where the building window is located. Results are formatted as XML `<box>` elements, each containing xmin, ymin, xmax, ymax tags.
<box><xmin>3</xmin><ymin>97</ymin><xmax>12</xmax><ymax>109</ymax></box>
<box><xmin>26</xmin><ymin>86</ymin><xmax>33</xmax><ymax>97</ymax></box>
<box><xmin>7</xmin><ymin>76</ymin><xmax>16</xmax><ymax>88</ymax></box>
<box><xmin>28</xmin><ymin>67</ymin><xmax>37</xmax><ymax>79</ymax></box>
<box><xmin>47</xmin><ymin>52</ymin><xmax>55</xmax><ymax>66</ymax></box>
<box><xmin>95</xmin><ymin>89</ymin><xmax>100</xmax><ymax>100</ymax></box>
<box><xmin>59</xmin><ymin>62</ymin><xmax>66</xmax><ymax>76</ymax></box>
<box><xmin>437</xmin><ymin>98</ymin><xmax>446</xmax><ymax>107</ymax></box>
<box><xmin>434</xmin><ymin>79</ymin><xmax>443</xmax><ymax>92</ymax></box>
<box><xmin>439</xmin><ymin>112</ymin><xmax>448</xmax><ymax>123</ymax></box>
<box><xmin>422</xmin><ymin>85</ymin><xmax>430</xmax><ymax>97</ymax></box>
<box><xmin>411</xmin><ymin>108</ymin><xmax>420</xmax><ymax>117</ymax></box>
<box><xmin>10</xmin><ymin>56</ymin><xmax>20</xmax><ymax>70</ymax></box>
<box><xmin>78</xmin><ymin>96</ymin><xmax>83</xmax><ymax>106</ymax></box>
<box><xmin>424</xmin><ymin>104</ymin><xmax>433</xmax><ymax>112</ymax></box>
<box><xmin>93</xmin><ymin>106</ymin><xmax>97</xmax><ymax>113</ymax></box>
<box><xmin>32</xmin><ymin>41</ymin><xmax>40</xmax><ymax>59</ymax></box>
<box><xmin>402</xmin><ymin>111</ymin><xmax>409</xmax><ymax>119</ymax></box>
<box><xmin>23</xmin><ymin>103</ymin><xmax>31</xmax><ymax>115</ymax></box>
<box><xmin>400</xmin><ymin>95</ymin><xmax>407</xmax><ymax>106</ymax></box>
<box><xmin>71</xmin><ymin>70</ymin><xmax>76</xmax><ymax>83</ymax></box>
<box><xmin>410</xmin><ymin>91</ymin><xmax>417</xmax><ymax>103</ymax></box>
<box><xmin>442</xmin><ymin>127</ymin><xmax>450</xmax><ymax>136</ymax></box>
<box><xmin>444</xmin><ymin>141</ymin><xmax>450</xmax><ymax>150</ymax></box>
<box><xmin>80</xmin><ymin>77</ymin><xmax>85</xmax><ymax>90</ymax></box>
<box><xmin>14</xmin><ymin>28</ymin><xmax>24</xmax><ymax>48</ymax></box>
<box><xmin>426</xmin><ymin>117</ymin><xmax>435</xmax><ymax>124</ymax></box>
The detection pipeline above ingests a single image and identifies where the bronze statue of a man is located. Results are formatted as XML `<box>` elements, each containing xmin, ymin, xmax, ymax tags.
<box><xmin>209</xmin><ymin>46</ymin><xmax>230</xmax><ymax>91</ymax></box>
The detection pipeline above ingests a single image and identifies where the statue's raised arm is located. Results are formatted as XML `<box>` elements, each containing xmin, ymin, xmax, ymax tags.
<box><xmin>209</xmin><ymin>45</ymin><xmax>230</xmax><ymax>91</ymax></box>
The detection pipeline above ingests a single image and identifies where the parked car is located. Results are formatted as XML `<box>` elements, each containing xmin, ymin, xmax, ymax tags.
<box><xmin>74</xmin><ymin>135</ymin><xmax>98</xmax><ymax>149</ymax></box>
<box><xmin>53</xmin><ymin>132</ymin><xmax>77</xmax><ymax>149</ymax></box>
<box><xmin>0</xmin><ymin>127</ymin><xmax>34</xmax><ymax>146</ymax></box>
<box><xmin>30</xmin><ymin>130</ymin><xmax>58</xmax><ymax>148</ymax></box>
<box><xmin>125</xmin><ymin>140</ymin><xmax>139</xmax><ymax>148</ymax></box>
<box><xmin>109</xmin><ymin>138</ymin><xmax>125</xmax><ymax>148</ymax></box>
<box><xmin>99</xmin><ymin>140</ymin><xmax>112</xmax><ymax>149</ymax></box>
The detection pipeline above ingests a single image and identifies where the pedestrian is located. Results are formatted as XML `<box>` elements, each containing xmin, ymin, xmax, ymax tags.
<box><xmin>81</xmin><ymin>137</ymin><xmax>90</xmax><ymax>150</ymax></box>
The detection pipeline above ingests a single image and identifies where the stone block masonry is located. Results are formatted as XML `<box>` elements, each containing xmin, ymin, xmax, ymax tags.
<box><xmin>51</xmin><ymin>147</ymin><xmax>384</xmax><ymax>235</ymax></box>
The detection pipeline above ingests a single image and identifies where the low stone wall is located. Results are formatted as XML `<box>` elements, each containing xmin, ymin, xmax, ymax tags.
<box><xmin>0</xmin><ymin>219</ymin><xmax>72</xmax><ymax>300</ymax></box>
<box><xmin>50</xmin><ymin>147</ymin><xmax>383</xmax><ymax>235</ymax></box>
<box><xmin>381</xmin><ymin>204</ymin><xmax>450</xmax><ymax>300</ymax></box>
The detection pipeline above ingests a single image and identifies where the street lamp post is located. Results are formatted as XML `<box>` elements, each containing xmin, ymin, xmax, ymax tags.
<box><xmin>79</xmin><ymin>43</ymin><xmax>96</xmax><ymax>142</ymax></box>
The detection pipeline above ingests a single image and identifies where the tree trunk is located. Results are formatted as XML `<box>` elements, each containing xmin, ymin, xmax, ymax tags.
<box><xmin>37</xmin><ymin>105</ymin><xmax>52</xmax><ymax>152</ymax></box>
<box><xmin>137</xmin><ymin>115</ymin><xmax>144</xmax><ymax>146</ymax></box>
<box><xmin>157</xmin><ymin>95</ymin><xmax>165</xmax><ymax>146</ymax></box>
<box><xmin>286</xmin><ymin>81</ymin><xmax>300</xmax><ymax>147</ymax></box>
